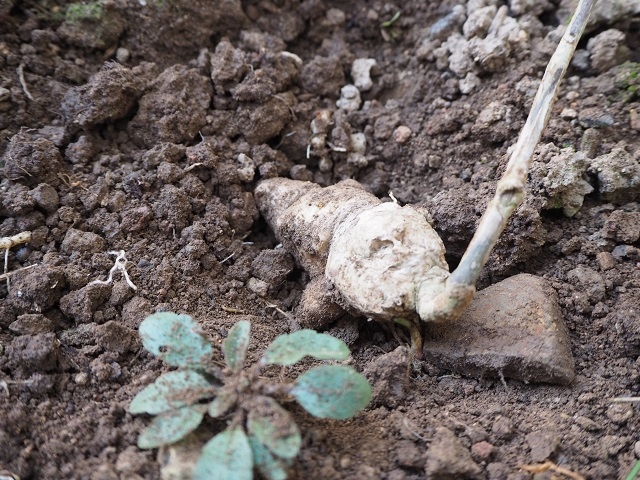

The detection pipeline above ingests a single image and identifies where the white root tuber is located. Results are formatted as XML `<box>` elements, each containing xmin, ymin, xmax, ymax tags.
<box><xmin>254</xmin><ymin>0</ymin><xmax>595</xmax><ymax>346</ymax></box>
<box><xmin>255</xmin><ymin>178</ymin><xmax>452</xmax><ymax>323</ymax></box>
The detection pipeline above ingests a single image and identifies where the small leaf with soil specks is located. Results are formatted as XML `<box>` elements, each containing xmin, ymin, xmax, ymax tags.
<box><xmin>193</xmin><ymin>426</ymin><xmax>253</xmax><ymax>480</ymax></box>
<box><xmin>139</xmin><ymin>312</ymin><xmax>212</xmax><ymax>369</ymax></box>
<box><xmin>247</xmin><ymin>396</ymin><xmax>301</xmax><ymax>459</ymax></box>
<box><xmin>223</xmin><ymin>320</ymin><xmax>250</xmax><ymax>372</ymax></box>
<box><xmin>208</xmin><ymin>389</ymin><xmax>237</xmax><ymax>418</ymax></box>
<box><xmin>129</xmin><ymin>370</ymin><xmax>214</xmax><ymax>415</ymax></box>
<box><xmin>261</xmin><ymin>329</ymin><xmax>350</xmax><ymax>366</ymax></box>
<box><xmin>291</xmin><ymin>365</ymin><xmax>371</xmax><ymax>420</ymax></box>
<box><xmin>137</xmin><ymin>404</ymin><xmax>206</xmax><ymax>449</ymax></box>
<box><xmin>249</xmin><ymin>434</ymin><xmax>292</xmax><ymax>480</ymax></box>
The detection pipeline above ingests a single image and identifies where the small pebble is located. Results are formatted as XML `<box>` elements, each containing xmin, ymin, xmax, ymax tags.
<box><xmin>560</xmin><ymin>108</ymin><xmax>578</xmax><ymax>120</ymax></box>
<box><xmin>246</xmin><ymin>277</ymin><xmax>269</xmax><ymax>297</ymax></box>
<box><xmin>459</xmin><ymin>72</ymin><xmax>481</xmax><ymax>94</ymax></box>
<box><xmin>393</xmin><ymin>125</ymin><xmax>412</xmax><ymax>144</ymax></box>
<box><xmin>351</xmin><ymin>58</ymin><xmax>376</xmax><ymax>92</ymax></box>
<box><xmin>612</xmin><ymin>245</ymin><xmax>640</xmax><ymax>260</ymax></box>
<box><xmin>0</xmin><ymin>86</ymin><xmax>10</xmax><ymax>102</ymax></box>
<box><xmin>565</xmin><ymin>91</ymin><xmax>580</xmax><ymax>101</ymax></box>
<box><xmin>74</xmin><ymin>372</ymin><xmax>89</xmax><ymax>385</ymax></box>
<box><xmin>116</xmin><ymin>47</ymin><xmax>130</xmax><ymax>63</ymax></box>
<box><xmin>634</xmin><ymin>441</ymin><xmax>640</xmax><ymax>458</ymax></box>
<box><xmin>471</xmin><ymin>441</ymin><xmax>495</xmax><ymax>462</ymax></box>
<box><xmin>336</xmin><ymin>84</ymin><xmax>361</xmax><ymax>111</ymax></box>
<box><xmin>596</xmin><ymin>251</ymin><xmax>616</xmax><ymax>271</ymax></box>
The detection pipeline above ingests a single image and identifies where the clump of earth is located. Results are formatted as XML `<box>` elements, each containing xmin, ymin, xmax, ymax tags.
<box><xmin>1</xmin><ymin>1</ymin><xmax>640</xmax><ymax>479</ymax></box>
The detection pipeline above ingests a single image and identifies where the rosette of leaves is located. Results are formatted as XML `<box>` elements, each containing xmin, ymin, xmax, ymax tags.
<box><xmin>129</xmin><ymin>312</ymin><xmax>372</xmax><ymax>480</ymax></box>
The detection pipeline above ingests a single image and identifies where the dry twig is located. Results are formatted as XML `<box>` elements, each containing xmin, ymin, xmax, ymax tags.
<box><xmin>519</xmin><ymin>461</ymin><xmax>585</xmax><ymax>480</ymax></box>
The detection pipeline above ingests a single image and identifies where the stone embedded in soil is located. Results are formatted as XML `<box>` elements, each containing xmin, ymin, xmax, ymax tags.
<box><xmin>424</xmin><ymin>427</ymin><xmax>482</xmax><ymax>480</ymax></box>
<box><xmin>470</xmin><ymin>441</ymin><xmax>495</xmax><ymax>463</ymax></box>
<box><xmin>423</xmin><ymin>273</ymin><xmax>575</xmax><ymax>385</ymax></box>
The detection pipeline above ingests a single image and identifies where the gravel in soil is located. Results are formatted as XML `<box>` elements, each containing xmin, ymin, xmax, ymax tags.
<box><xmin>1</xmin><ymin>1</ymin><xmax>640</xmax><ymax>479</ymax></box>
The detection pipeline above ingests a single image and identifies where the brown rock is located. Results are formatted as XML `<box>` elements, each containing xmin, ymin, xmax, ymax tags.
<box><xmin>424</xmin><ymin>274</ymin><xmax>575</xmax><ymax>385</ymax></box>
<box><xmin>470</xmin><ymin>441</ymin><xmax>495</xmax><ymax>462</ymax></box>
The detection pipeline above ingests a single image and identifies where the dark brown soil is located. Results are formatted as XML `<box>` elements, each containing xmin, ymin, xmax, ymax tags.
<box><xmin>1</xmin><ymin>1</ymin><xmax>639</xmax><ymax>479</ymax></box>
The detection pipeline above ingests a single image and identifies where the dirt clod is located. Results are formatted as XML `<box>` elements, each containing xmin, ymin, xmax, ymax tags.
<box><xmin>424</xmin><ymin>427</ymin><xmax>481</xmax><ymax>480</ymax></box>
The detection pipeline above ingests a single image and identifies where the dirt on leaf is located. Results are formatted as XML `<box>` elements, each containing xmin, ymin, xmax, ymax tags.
<box><xmin>1</xmin><ymin>1</ymin><xmax>640</xmax><ymax>479</ymax></box>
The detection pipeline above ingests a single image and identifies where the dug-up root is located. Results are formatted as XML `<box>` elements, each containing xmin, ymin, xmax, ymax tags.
<box><xmin>255</xmin><ymin>0</ymin><xmax>595</xmax><ymax>352</ymax></box>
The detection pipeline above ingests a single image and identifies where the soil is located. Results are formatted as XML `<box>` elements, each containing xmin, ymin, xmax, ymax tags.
<box><xmin>1</xmin><ymin>1</ymin><xmax>640</xmax><ymax>479</ymax></box>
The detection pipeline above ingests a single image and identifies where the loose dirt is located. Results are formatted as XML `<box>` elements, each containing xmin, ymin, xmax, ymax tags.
<box><xmin>1</xmin><ymin>1</ymin><xmax>639</xmax><ymax>479</ymax></box>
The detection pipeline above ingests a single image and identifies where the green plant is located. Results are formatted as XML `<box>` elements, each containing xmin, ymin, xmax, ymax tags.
<box><xmin>614</xmin><ymin>61</ymin><xmax>640</xmax><ymax>103</ymax></box>
<box><xmin>626</xmin><ymin>459</ymin><xmax>640</xmax><ymax>480</ymax></box>
<box><xmin>65</xmin><ymin>1</ymin><xmax>103</xmax><ymax>23</ymax></box>
<box><xmin>129</xmin><ymin>312</ymin><xmax>371</xmax><ymax>480</ymax></box>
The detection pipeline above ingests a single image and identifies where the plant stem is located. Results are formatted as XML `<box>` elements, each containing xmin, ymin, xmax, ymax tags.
<box><xmin>394</xmin><ymin>317</ymin><xmax>424</xmax><ymax>360</ymax></box>
<box><xmin>420</xmin><ymin>0</ymin><xmax>595</xmax><ymax>323</ymax></box>
<box><xmin>626</xmin><ymin>460</ymin><xmax>640</xmax><ymax>480</ymax></box>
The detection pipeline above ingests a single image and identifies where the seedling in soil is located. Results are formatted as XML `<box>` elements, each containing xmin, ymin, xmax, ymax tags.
<box><xmin>130</xmin><ymin>313</ymin><xmax>371</xmax><ymax>480</ymax></box>
<box><xmin>65</xmin><ymin>1</ymin><xmax>103</xmax><ymax>24</ymax></box>
<box><xmin>255</xmin><ymin>0</ymin><xmax>595</xmax><ymax>357</ymax></box>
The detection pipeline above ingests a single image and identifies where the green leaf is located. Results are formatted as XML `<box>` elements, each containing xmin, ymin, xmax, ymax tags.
<box><xmin>223</xmin><ymin>320</ymin><xmax>251</xmax><ymax>372</ymax></box>
<box><xmin>261</xmin><ymin>330</ymin><xmax>350</xmax><ymax>366</ymax></box>
<box><xmin>137</xmin><ymin>404</ymin><xmax>205</xmax><ymax>449</ymax></box>
<box><xmin>129</xmin><ymin>370</ymin><xmax>214</xmax><ymax>415</ymax></box>
<box><xmin>193</xmin><ymin>426</ymin><xmax>253</xmax><ymax>480</ymax></box>
<box><xmin>249</xmin><ymin>435</ymin><xmax>292</xmax><ymax>480</ymax></box>
<box><xmin>247</xmin><ymin>396</ymin><xmax>301</xmax><ymax>460</ymax></box>
<box><xmin>291</xmin><ymin>365</ymin><xmax>371</xmax><ymax>420</ymax></box>
<box><xmin>139</xmin><ymin>312</ymin><xmax>213</xmax><ymax>369</ymax></box>
<box><xmin>207</xmin><ymin>389</ymin><xmax>237</xmax><ymax>418</ymax></box>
